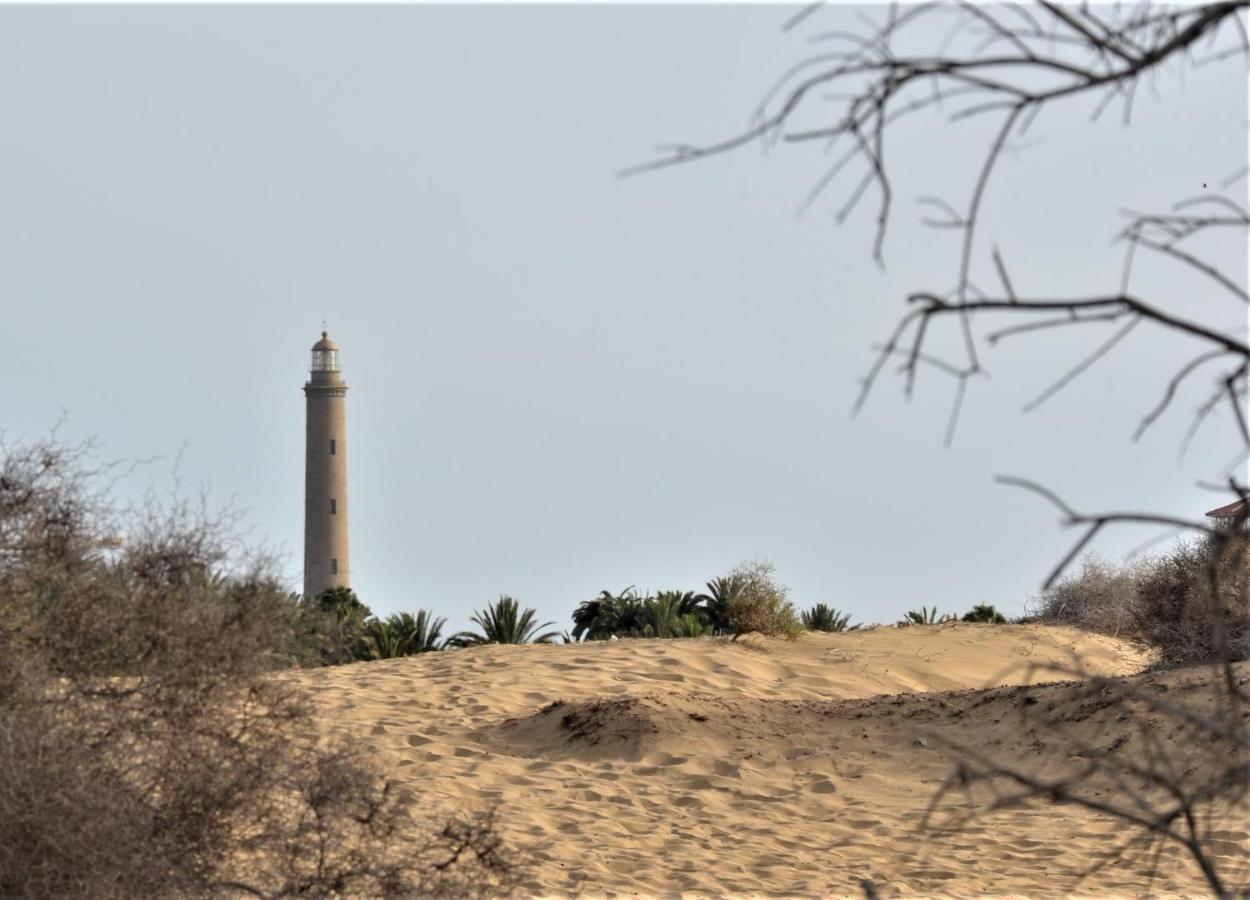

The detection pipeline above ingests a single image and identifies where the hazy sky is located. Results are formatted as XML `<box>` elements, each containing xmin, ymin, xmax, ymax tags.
<box><xmin>3</xmin><ymin>5</ymin><xmax>1246</xmax><ymax>632</ymax></box>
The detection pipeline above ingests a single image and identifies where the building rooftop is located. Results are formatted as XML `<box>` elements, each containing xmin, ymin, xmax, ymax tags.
<box><xmin>1205</xmin><ymin>497</ymin><xmax>1249</xmax><ymax>519</ymax></box>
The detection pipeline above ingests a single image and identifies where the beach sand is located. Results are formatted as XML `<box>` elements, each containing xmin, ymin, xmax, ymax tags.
<box><xmin>296</xmin><ymin>624</ymin><xmax>1246</xmax><ymax>896</ymax></box>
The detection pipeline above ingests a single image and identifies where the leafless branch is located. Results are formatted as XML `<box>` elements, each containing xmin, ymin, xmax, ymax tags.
<box><xmin>643</xmin><ymin>7</ymin><xmax>1250</xmax><ymax>891</ymax></box>
<box><xmin>632</xmin><ymin>0</ymin><xmax>1248</xmax><ymax>451</ymax></box>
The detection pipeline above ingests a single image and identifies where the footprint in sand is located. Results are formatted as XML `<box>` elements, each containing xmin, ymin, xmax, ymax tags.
<box><xmin>844</xmin><ymin>818</ymin><xmax>881</xmax><ymax>830</ymax></box>
<box><xmin>809</xmin><ymin>778</ymin><xmax>836</xmax><ymax>794</ymax></box>
<box><xmin>639</xmin><ymin>671</ymin><xmax>685</xmax><ymax>683</ymax></box>
<box><xmin>1208</xmin><ymin>840</ymin><xmax>1249</xmax><ymax>858</ymax></box>
<box><xmin>1208</xmin><ymin>830</ymin><xmax>1249</xmax><ymax>842</ymax></box>
<box><xmin>651</xmin><ymin>753</ymin><xmax>688</xmax><ymax>767</ymax></box>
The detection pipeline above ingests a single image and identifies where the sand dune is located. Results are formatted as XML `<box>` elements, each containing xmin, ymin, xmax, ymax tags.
<box><xmin>296</xmin><ymin>625</ymin><xmax>1245</xmax><ymax>896</ymax></box>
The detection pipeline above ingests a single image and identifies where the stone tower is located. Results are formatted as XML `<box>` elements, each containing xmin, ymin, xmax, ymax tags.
<box><xmin>303</xmin><ymin>331</ymin><xmax>350</xmax><ymax>599</ymax></box>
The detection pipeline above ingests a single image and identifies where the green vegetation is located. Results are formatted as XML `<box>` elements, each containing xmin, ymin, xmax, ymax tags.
<box><xmin>568</xmin><ymin>568</ymin><xmax>804</xmax><ymax>642</ymax></box>
<box><xmin>303</xmin><ymin>585</ymin><xmax>372</xmax><ymax>663</ymax></box>
<box><xmin>961</xmin><ymin>604</ymin><xmax>1008</xmax><ymax>624</ymax></box>
<box><xmin>801</xmin><ymin>603</ymin><xmax>856</xmax><ymax>632</ymax></box>
<box><xmin>301</xmin><ymin>588</ymin><xmax>446</xmax><ymax>662</ymax></box>
<box><xmin>898</xmin><ymin>606</ymin><xmax>952</xmax><ymax>626</ymax></box>
<box><xmin>298</xmin><ymin>562</ymin><xmax>1035</xmax><ymax>659</ymax></box>
<box><xmin>297</xmin><ymin>539</ymin><xmax>1247</xmax><ymax>665</ymax></box>
<box><xmin>571</xmin><ymin>587</ymin><xmax>712</xmax><ymax>640</ymax></box>
<box><xmin>364</xmin><ymin>611</ymin><xmax>447</xmax><ymax>659</ymax></box>
<box><xmin>451</xmin><ymin>595</ymin><xmax>560</xmax><ymax>646</ymax></box>
<box><xmin>571</xmin><ymin>587</ymin><xmax>646</xmax><ymax>640</ymax></box>
<box><xmin>697</xmin><ymin>575</ymin><xmax>743</xmax><ymax>636</ymax></box>
<box><xmin>672</xmin><ymin>612</ymin><xmax>711</xmax><ymax>638</ymax></box>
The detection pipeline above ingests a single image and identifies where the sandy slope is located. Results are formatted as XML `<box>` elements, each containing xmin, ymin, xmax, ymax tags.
<box><xmin>296</xmin><ymin>625</ymin><xmax>1245</xmax><ymax>896</ymax></box>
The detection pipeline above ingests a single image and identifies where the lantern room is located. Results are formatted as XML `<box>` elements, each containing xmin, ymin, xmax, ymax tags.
<box><xmin>311</xmin><ymin>331</ymin><xmax>340</xmax><ymax>372</ymax></box>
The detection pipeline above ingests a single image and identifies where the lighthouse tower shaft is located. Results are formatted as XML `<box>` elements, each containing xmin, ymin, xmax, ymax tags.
<box><xmin>303</xmin><ymin>333</ymin><xmax>350</xmax><ymax>599</ymax></box>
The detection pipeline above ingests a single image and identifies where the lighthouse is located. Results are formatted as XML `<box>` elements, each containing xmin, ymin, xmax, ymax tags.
<box><xmin>303</xmin><ymin>331</ymin><xmax>350</xmax><ymax>599</ymax></box>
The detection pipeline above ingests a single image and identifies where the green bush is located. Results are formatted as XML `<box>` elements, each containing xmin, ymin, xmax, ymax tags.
<box><xmin>672</xmin><ymin>612</ymin><xmax>710</xmax><ymax>638</ymax></box>
<box><xmin>300</xmin><ymin>585</ymin><xmax>373</xmax><ymax>663</ymax></box>
<box><xmin>961</xmin><ymin>603</ymin><xmax>1007</xmax><ymax>624</ymax></box>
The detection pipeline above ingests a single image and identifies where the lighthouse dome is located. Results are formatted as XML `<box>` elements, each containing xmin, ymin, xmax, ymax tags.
<box><xmin>312</xmin><ymin>331</ymin><xmax>339</xmax><ymax>352</ymax></box>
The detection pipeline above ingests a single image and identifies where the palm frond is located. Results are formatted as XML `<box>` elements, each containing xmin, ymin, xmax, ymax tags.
<box><xmin>455</xmin><ymin>595</ymin><xmax>559</xmax><ymax>645</ymax></box>
<box><xmin>801</xmin><ymin>603</ymin><xmax>856</xmax><ymax>632</ymax></box>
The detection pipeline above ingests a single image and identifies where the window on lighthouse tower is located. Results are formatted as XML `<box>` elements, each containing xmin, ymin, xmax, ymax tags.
<box><xmin>330</xmin><ymin>499</ymin><xmax>337</xmax><ymax>515</ymax></box>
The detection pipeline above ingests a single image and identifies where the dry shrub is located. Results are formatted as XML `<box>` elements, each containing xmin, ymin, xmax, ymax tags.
<box><xmin>1028</xmin><ymin>554</ymin><xmax>1142</xmax><ymax>638</ymax></box>
<box><xmin>1030</xmin><ymin>538</ymin><xmax>1250</xmax><ymax>666</ymax></box>
<box><xmin>0</xmin><ymin>437</ymin><xmax>514</xmax><ymax>898</ymax></box>
<box><xmin>1135</xmin><ymin>532</ymin><xmax>1250</xmax><ymax>666</ymax></box>
<box><xmin>723</xmin><ymin>559</ymin><xmax>804</xmax><ymax>641</ymax></box>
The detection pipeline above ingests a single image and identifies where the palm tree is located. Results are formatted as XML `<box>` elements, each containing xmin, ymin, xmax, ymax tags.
<box><xmin>362</xmin><ymin>611</ymin><xmax>447</xmax><ymax>659</ymax></box>
<box><xmin>898</xmin><ymin>606</ymin><xmax>951</xmax><ymax>626</ymax></box>
<box><xmin>451</xmin><ymin>595</ymin><xmax>560</xmax><ymax>646</ymax></box>
<box><xmin>314</xmin><ymin>585</ymin><xmax>371</xmax><ymax>629</ymax></box>
<box><xmin>363</xmin><ymin>618</ymin><xmax>405</xmax><ymax>659</ymax></box>
<box><xmin>641</xmin><ymin>592</ymin><xmax>683</xmax><ymax>638</ymax></box>
<box><xmin>571</xmin><ymin>587</ymin><xmax>647</xmax><ymax>640</ymax></box>
<box><xmin>572</xmin><ymin>587</ymin><xmax>628</xmax><ymax>641</ymax></box>
<box><xmin>611</xmin><ymin>591</ymin><xmax>648</xmax><ymax>636</ymax></box>
<box><xmin>656</xmin><ymin>589</ymin><xmax>704</xmax><ymax>620</ymax></box>
<box><xmin>801</xmin><ymin>603</ymin><xmax>855</xmax><ymax>632</ymax></box>
<box><xmin>696</xmin><ymin>575</ymin><xmax>744</xmax><ymax>636</ymax></box>
<box><xmin>390</xmin><ymin>610</ymin><xmax>446</xmax><ymax>653</ymax></box>
<box><xmin>306</xmin><ymin>585</ymin><xmax>373</xmax><ymax>663</ymax></box>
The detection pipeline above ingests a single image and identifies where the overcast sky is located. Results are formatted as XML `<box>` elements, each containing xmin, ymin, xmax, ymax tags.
<box><xmin>3</xmin><ymin>5</ymin><xmax>1246</xmax><ymax>631</ymax></box>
